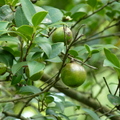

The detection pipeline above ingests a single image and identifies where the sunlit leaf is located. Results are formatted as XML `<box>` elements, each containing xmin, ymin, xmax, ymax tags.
<box><xmin>17</xmin><ymin>25</ymin><xmax>34</xmax><ymax>40</ymax></box>
<box><xmin>32</xmin><ymin>11</ymin><xmax>48</xmax><ymax>27</ymax></box>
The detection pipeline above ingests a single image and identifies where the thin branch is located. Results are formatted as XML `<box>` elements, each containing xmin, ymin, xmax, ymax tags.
<box><xmin>75</xmin><ymin>32</ymin><xmax>120</xmax><ymax>44</ymax></box>
<box><xmin>71</xmin><ymin>0</ymin><xmax>116</xmax><ymax>29</ymax></box>
<box><xmin>103</xmin><ymin>77</ymin><xmax>112</xmax><ymax>94</ymax></box>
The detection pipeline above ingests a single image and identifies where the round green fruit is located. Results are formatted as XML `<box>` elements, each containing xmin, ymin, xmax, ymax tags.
<box><xmin>52</xmin><ymin>27</ymin><xmax>73</xmax><ymax>44</ymax></box>
<box><xmin>25</xmin><ymin>67</ymin><xmax>44</xmax><ymax>81</ymax></box>
<box><xmin>61</xmin><ymin>62</ymin><xmax>86</xmax><ymax>87</ymax></box>
<box><xmin>0</xmin><ymin>63</ymin><xmax>7</xmax><ymax>75</ymax></box>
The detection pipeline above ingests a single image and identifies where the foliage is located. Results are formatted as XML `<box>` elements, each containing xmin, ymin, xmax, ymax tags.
<box><xmin>0</xmin><ymin>0</ymin><xmax>120</xmax><ymax>120</ymax></box>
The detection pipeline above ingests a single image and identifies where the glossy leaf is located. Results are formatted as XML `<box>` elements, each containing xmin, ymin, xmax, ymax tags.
<box><xmin>43</xmin><ymin>6</ymin><xmax>63</xmax><ymax>23</ymax></box>
<box><xmin>12</xmin><ymin>62</ymin><xmax>27</xmax><ymax>74</ymax></box>
<box><xmin>104</xmin><ymin>48</ymin><xmax>120</xmax><ymax>68</ymax></box>
<box><xmin>103</xmin><ymin>59</ymin><xmax>120</xmax><ymax>70</ymax></box>
<box><xmin>32</xmin><ymin>11</ymin><xmax>48</xmax><ymax>27</ymax></box>
<box><xmin>83</xmin><ymin>108</ymin><xmax>100</xmax><ymax>120</ymax></box>
<box><xmin>107</xmin><ymin>94</ymin><xmax>120</xmax><ymax>106</ymax></box>
<box><xmin>45</xmin><ymin>96</ymin><xmax>54</xmax><ymax>104</ymax></box>
<box><xmin>15</xmin><ymin>6</ymin><xmax>29</xmax><ymax>27</ymax></box>
<box><xmin>68</xmin><ymin>49</ymin><xmax>79</xmax><ymax>57</ymax></box>
<box><xmin>85</xmin><ymin>44</ymin><xmax>99</xmax><ymax>56</ymax></box>
<box><xmin>20</xmin><ymin>0</ymin><xmax>36</xmax><ymax>24</ymax></box>
<box><xmin>0</xmin><ymin>35</ymin><xmax>19</xmax><ymax>43</ymax></box>
<box><xmin>0</xmin><ymin>21</ymin><xmax>9</xmax><ymax>30</ymax></box>
<box><xmin>27</xmin><ymin>61</ymin><xmax>45</xmax><ymax>77</ymax></box>
<box><xmin>50</xmin><ymin>42</ymin><xmax>64</xmax><ymax>58</ymax></box>
<box><xmin>17</xmin><ymin>25</ymin><xmax>34</xmax><ymax>40</ymax></box>
<box><xmin>39</xmin><ymin>42</ymin><xmax>52</xmax><ymax>58</ymax></box>
<box><xmin>0</xmin><ymin>21</ymin><xmax>9</xmax><ymax>35</ymax></box>
<box><xmin>46</xmin><ymin>56</ymin><xmax>62</xmax><ymax>63</ymax></box>
<box><xmin>19</xmin><ymin>85</ymin><xmax>41</xmax><ymax>94</ymax></box>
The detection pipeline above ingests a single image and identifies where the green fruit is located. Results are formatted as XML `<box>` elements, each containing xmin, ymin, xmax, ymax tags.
<box><xmin>25</xmin><ymin>67</ymin><xmax>44</xmax><ymax>81</ymax></box>
<box><xmin>61</xmin><ymin>62</ymin><xmax>86</xmax><ymax>87</ymax></box>
<box><xmin>52</xmin><ymin>27</ymin><xmax>73</xmax><ymax>44</ymax></box>
<box><xmin>0</xmin><ymin>63</ymin><xmax>7</xmax><ymax>75</ymax></box>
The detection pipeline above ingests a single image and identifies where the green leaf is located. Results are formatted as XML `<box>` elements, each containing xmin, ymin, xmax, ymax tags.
<box><xmin>0</xmin><ymin>50</ymin><xmax>14</xmax><ymax>67</ymax></box>
<box><xmin>46</xmin><ymin>56</ymin><xmax>62</xmax><ymax>63</ymax></box>
<box><xmin>0</xmin><ymin>21</ymin><xmax>9</xmax><ymax>30</ymax></box>
<box><xmin>50</xmin><ymin>42</ymin><xmax>64</xmax><ymax>58</ymax></box>
<box><xmin>0</xmin><ymin>0</ymin><xmax>5</xmax><ymax>6</ymax></box>
<box><xmin>3</xmin><ymin>102</ymin><xmax>14</xmax><ymax>112</ymax></box>
<box><xmin>107</xmin><ymin>94</ymin><xmax>120</xmax><ymax>106</ymax></box>
<box><xmin>104</xmin><ymin>48</ymin><xmax>120</xmax><ymax>68</ymax></box>
<box><xmin>68</xmin><ymin>50</ymin><xmax>78</xmax><ymax>57</ymax></box>
<box><xmin>17</xmin><ymin>25</ymin><xmax>34</xmax><ymax>40</ymax></box>
<box><xmin>46</xmin><ymin>108</ymin><xmax>57</xmax><ymax>116</ymax></box>
<box><xmin>87</xmin><ymin>0</ymin><xmax>97</xmax><ymax>8</ymax></box>
<box><xmin>39</xmin><ymin>42</ymin><xmax>52</xmax><ymax>58</ymax></box>
<box><xmin>10</xmin><ymin>0</ymin><xmax>19</xmax><ymax>6</ymax></box>
<box><xmin>71</xmin><ymin>12</ymin><xmax>86</xmax><ymax>21</ymax></box>
<box><xmin>42</xmin><ymin>6</ymin><xmax>63</xmax><ymax>23</ymax></box>
<box><xmin>70</xmin><ymin>4</ymin><xmax>86</xmax><ymax>14</ymax></box>
<box><xmin>0</xmin><ymin>35</ymin><xmax>19</xmax><ymax>43</ymax></box>
<box><xmin>11</xmin><ymin>74</ymin><xmax>22</xmax><ymax>85</ymax></box>
<box><xmin>103</xmin><ymin>59</ymin><xmax>120</xmax><ymax>70</ymax></box>
<box><xmin>0</xmin><ymin>21</ymin><xmax>9</xmax><ymax>35</ymax></box>
<box><xmin>19</xmin><ymin>85</ymin><xmax>41</xmax><ymax>94</ymax></box>
<box><xmin>85</xmin><ymin>44</ymin><xmax>99</xmax><ymax>56</ymax></box>
<box><xmin>27</xmin><ymin>61</ymin><xmax>45</xmax><ymax>77</ymax></box>
<box><xmin>83</xmin><ymin>108</ymin><xmax>100</xmax><ymax>120</ymax></box>
<box><xmin>59</xmin><ymin>113</ymin><xmax>70</xmax><ymax>120</ymax></box>
<box><xmin>12</xmin><ymin>62</ymin><xmax>27</xmax><ymax>75</ymax></box>
<box><xmin>32</xmin><ymin>11</ymin><xmax>48</xmax><ymax>27</ymax></box>
<box><xmin>20</xmin><ymin>0</ymin><xmax>36</xmax><ymax>24</ymax></box>
<box><xmin>64</xmin><ymin>101</ymin><xmax>78</xmax><ymax>107</ymax></box>
<box><xmin>55</xmin><ymin>102</ymin><xmax>64</xmax><ymax>113</ymax></box>
<box><xmin>0</xmin><ymin>5</ymin><xmax>14</xmax><ymax>21</ymax></box>
<box><xmin>15</xmin><ymin>6</ymin><xmax>29</xmax><ymax>27</ymax></box>
<box><xmin>45</xmin><ymin>96</ymin><xmax>54</xmax><ymax>104</ymax></box>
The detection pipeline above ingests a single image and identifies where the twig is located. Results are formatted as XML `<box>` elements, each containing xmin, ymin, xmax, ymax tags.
<box><xmin>71</xmin><ymin>0</ymin><xmax>116</xmax><ymax>29</ymax></box>
<box><xmin>103</xmin><ymin>77</ymin><xmax>112</xmax><ymax>94</ymax></box>
<box><xmin>75</xmin><ymin>32</ymin><xmax>120</xmax><ymax>44</ymax></box>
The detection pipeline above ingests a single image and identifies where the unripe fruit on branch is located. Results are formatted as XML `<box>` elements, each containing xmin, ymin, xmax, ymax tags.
<box><xmin>52</xmin><ymin>27</ymin><xmax>73</xmax><ymax>44</ymax></box>
<box><xmin>0</xmin><ymin>63</ymin><xmax>7</xmax><ymax>75</ymax></box>
<box><xmin>61</xmin><ymin>62</ymin><xmax>87</xmax><ymax>87</ymax></box>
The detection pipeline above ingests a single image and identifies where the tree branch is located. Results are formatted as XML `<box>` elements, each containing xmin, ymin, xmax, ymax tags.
<box><xmin>41</xmin><ymin>75</ymin><xmax>120</xmax><ymax>120</ymax></box>
<box><xmin>71</xmin><ymin>0</ymin><xmax>116</xmax><ymax>29</ymax></box>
